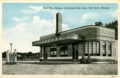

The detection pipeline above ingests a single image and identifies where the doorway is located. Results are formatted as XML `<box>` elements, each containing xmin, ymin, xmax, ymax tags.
<box><xmin>44</xmin><ymin>47</ymin><xmax>47</xmax><ymax>60</ymax></box>
<box><xmin>72</xmin><ymin>44</ymin><xmax>78</xmax><ymax>61</ymax></box>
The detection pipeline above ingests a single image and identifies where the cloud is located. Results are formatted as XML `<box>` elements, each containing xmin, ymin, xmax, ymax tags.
<box><xmin>66</xmin><ymin>13</ymin><xmax>99</xmax><ymax>26</ymax></box>
<box><xmin>21</xmin><ymin>6</ymin><xmax>45</xmax><ymax>14</ymax></box>
<box><xmin>81</xmin><ymin>13</ymin><xmax>99</xmax><ymax>20</ymax></box>
<box><xmin>66</xmin><ymin>18</ymin><xmax>78</xmax><ymax>25</ymax></box>
<box><xmin>2</xmin><ymin>16</ymin><xmax>69</xmax><ymax>52</ymax></box>
<box><xmin>21</xmin><ymin>9</ymin><xmax>36</xmax><ymax>14</ymax></box>
<box><xmin>21</xmin><ymin>6</ymin><xmax>64</xmax><ymax>15</ymax></box>
<box><xmin>109</xmin><ymin>9</ymin><xmax>118</xmax><ymax>18</ymax></box>
<box><xmin>12</xmin><ymin>16</ymin><xmax>31</xmax><ymax>22</ymax></box>
<box><xmin>29</xmin><ymin>6</ymin><xmax>43</xmax><ymax>11</ymax></box>
<box><xmin>80</xmin><ymin>13</ymin><xmax>99</xmax><ymax>25</ymax></box>
<box><xmin>62</xmin><ymin>24</ymin><xmax>70</xmax><ymax>31</ymax></box>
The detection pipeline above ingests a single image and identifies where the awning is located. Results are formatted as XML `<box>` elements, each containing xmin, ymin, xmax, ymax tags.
<box><xmin>32</xmin><ymin>34</ymin><xmax>84</xmax><ymax>46</ymax></box>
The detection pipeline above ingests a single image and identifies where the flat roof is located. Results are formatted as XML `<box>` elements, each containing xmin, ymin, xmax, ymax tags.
<box><xmin>40</xmin><ymin>25</ymin><xmax>115</xmax><ymax>39</ymax></box>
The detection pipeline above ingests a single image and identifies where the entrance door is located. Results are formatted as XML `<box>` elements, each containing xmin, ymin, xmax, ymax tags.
<box><xmin>73</xmin><ymin>49</ymin><xmax>78</xmax><ymax>59</ymax></box>
<box><xmin>44</xmin><ymin>52</ymin><xmax>47</xmax><ymax>59</ymax></box>
<box><xmin>44</xmin><ymin>47</ymin><xmax>47</xmax><ymax>60</ymax></box>
<box><xmin>72</xmin><ymin>44</ymin><xmax>78</xmax><ymax>61</ymax></box>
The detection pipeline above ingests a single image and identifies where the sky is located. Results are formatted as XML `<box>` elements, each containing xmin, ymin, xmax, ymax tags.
<box><xmin>2</xmin><ymin>3</ymin><xmax>118</xmax><ymax>53</ymax></box>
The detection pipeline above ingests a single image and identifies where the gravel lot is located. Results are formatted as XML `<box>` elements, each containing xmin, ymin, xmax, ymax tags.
<box><xmin>2</xmin><ymin>61</ymin><xmax>118</xmax><ymax>75</ymax></box>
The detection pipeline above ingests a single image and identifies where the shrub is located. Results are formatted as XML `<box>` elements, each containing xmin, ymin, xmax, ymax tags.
<box><xmin>80</xmin><ymin>56</ymin><xmax>86</xmax><ymax>64</ymax></box>
<box><xmin>86</xmin><ymin>54</ymin><xmax>92</xmax><ymax>64</ymax></box>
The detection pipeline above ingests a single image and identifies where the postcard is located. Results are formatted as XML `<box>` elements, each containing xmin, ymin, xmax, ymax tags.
<box><xmin>1</xmin><ymin>0</ymin><xmax>119</xmax><ymax>78</ymax></box>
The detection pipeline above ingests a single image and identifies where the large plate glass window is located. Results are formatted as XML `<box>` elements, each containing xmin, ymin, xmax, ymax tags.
<box><xmin>108</xmin><ymin>43</ymin><xmax>112</xmax><ymax>56</ymax></box>
<box><xmin>50</xmin><ymin>48</ymin><xmax>57</xmax><ymax>57</ymax></box>
<box><xmin>60</xmin><ymin>45</ymin><xmax>68</xmax><ymax>56</ymax></box>
<box><xmin>85</xmin><ymin>41</ymin><xmax>100</xmax><ymax>56</ymax></box>
<box><xmin>85</xmin><ymin>42</ymin><xmax>88</xmax><ymax>55</ymax></box>
<box><xmin>102</xmin><ymin>42</ymin><xmax>106</xmax><ymax>56</ymax></box>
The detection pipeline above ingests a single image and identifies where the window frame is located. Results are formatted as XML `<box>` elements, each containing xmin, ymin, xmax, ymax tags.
<box><xmin>50</xmin><ymin>47</ymin><xmax>57</xmax><ymax>57</ymax></box>
<box><xmin>108</xmin><ymin>43</ymin><xmax>112</xmax><ymax>56</ymax></box>
<box><xmin>85</xmin><ymin>41</ymin><xmax>100</xmax><ymax>56</ymax></box>
<box><xmin>102</xmin><ymin>42</ymin><xmax>106</xmax><ymax>56</ymax></box>
<box><xmin>60</xmin><ymin>45</ymin><xmax>68</xmax><ymax>57</ymax></box>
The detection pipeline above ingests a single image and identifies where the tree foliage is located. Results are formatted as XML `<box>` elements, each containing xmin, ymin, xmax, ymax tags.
<box><xmin>105</xmin><ymin>20</ymin><xmax>118</xmax><ymax>40</ymax></box>
<box><xmin>2</xmin><ymin>52</ymin><xmax>6</xmax><ymax>58</ymax></box>
<box><xmin>95</xmin><ymin>21</ymin><xmax>103</xmax><ymax>26</ymax></box>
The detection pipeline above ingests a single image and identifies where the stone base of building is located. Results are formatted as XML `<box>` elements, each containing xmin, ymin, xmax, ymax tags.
<box><xmin>39</xmin><ymin>56</ymin><xmax>117</xmax><ymax>63</ymax></box>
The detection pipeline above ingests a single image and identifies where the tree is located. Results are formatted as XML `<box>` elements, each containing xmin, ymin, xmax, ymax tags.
<box><xmin>2</xmin><ymin>52</ymin><xmax>6</xmax><ymax>58</ymax></box>
<box><xmin>26</xmin><ymin>52</ymin><xmax>32</xmax><ymax>58</ymax></box>
<box><xmin>105</xmin><ymin>20</ymin><xmax>118</xmax><ymax>40</ymax></box>
<box><xmin>95</xmin><ymin>21</ymin><xmax>103</xmax><ymax>26</ymax></box>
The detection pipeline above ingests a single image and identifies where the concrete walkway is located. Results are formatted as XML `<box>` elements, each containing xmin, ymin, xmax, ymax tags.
<box><xmin>17</xmin><ymin>61</ymin><xmax>113</xmax><ymax>64</ymax></box>
<box><xmin>3</xmin><ymin>60</ymin><xmax>117</xmax><ymax>65</ymax></box>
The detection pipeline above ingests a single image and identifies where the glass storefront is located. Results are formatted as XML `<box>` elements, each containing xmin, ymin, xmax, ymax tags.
<box><xmin>60</xmin><ymin>45</ymin><xmax>68</xmax><ymax>56</ymax></box>
<box><xmin>102</xmin><ymin>42</ymin><xmax>106</xmax><ymax>56</ymax></box>
<box><xmin>108</xmin><ymin>43</ymin><xmax>112</xmax><ymax>56</ymax></box>
<box><xmin>50</xmin><ymin>48</ymin><xmax>57</xmax><ymax>57</ymax></box>
<box><xmin>85</xmin><ymin>41</ymin><xmax>100</xmax><ymax>56</ymax></box>
<box><xmin>49</xmin><ymin>41</ymin><xmax>112</xmax><ymax>57</ymax></box>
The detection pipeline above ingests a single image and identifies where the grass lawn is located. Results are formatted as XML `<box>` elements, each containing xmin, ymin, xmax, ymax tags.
<box><xmin>2</xmin><ymin>61</ymin><xmax>118</xmax><ymax>75</ymax></box>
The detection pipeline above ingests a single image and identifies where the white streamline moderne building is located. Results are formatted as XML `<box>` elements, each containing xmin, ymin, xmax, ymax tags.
<box><xmin>32</xmin><ymin>12</ymin><xmax>117</xmax><ymax>62</ymax></box>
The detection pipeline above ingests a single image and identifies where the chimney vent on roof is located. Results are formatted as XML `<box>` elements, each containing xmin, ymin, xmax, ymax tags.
<box><xmin>56</xmin><ymin>12</ymin><xmax>62</xmax><ymax>36</ymax></box>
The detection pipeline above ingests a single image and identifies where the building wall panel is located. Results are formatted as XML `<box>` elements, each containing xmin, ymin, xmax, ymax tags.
<box><xmin>106</xmin><ymin>42</ymin><xmax>108</xmax><ymax>56</ymax></box>
<box><xmin>45</xmin><ymin>47</ymin><xmax>50</xmax><ymax>57</ymax></box>
<box><xmin>115</xmin><ymin>40</ymin><xmax>118</xmax><ymax>60</ymax></box>
<box><xmin>57</xmin><ymin>46</ymin><xmax>61</xmax><ymax>57</ymax></box>
<box><xmin>78</xmin><ymin>43</ymin><xmax>83</xmax><ymax>56</ymax></box>
<box><xmin>41</xmin><ymin>47</ymin><xmax>44</xmax><ymax>58</ymax></box>
<box><xmin>100</xmin><ymin>41</ymin><xmax>103</xmax><ymax>56</ymax></box>
<box><xmin>112</xmin><ymin>42</ymin><xmax>116</xmax><ymax>57</ymax></box>
<box><xmin>68</xmin><ymin>44</ymin><xmax>72</xmax><ymax>56</ymax></box>
<box><xmin>39</xmin><ymin>27</ymin><xmax>115</xmax><ymax>45</ymax></box>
